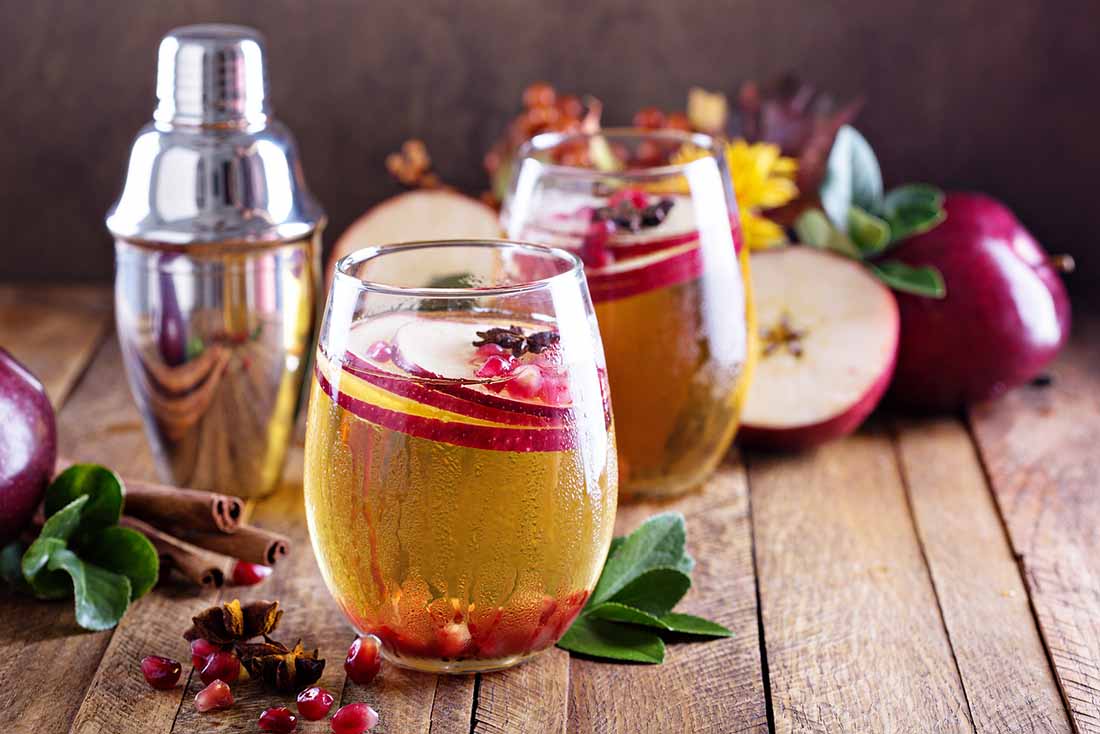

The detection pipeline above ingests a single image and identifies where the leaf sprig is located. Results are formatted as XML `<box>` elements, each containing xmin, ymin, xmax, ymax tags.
<box><xmin>0</xmin><ymin>464</ymin><xmax>159</xmax><ymax>631</ymax></box>
<box><xmin>795</xmin><ymin>125</ymin><xmax>947</xmax><ymax>298</ymax></box>
<box><xmin>556</xmin><ymin>513</ymin><xmax>731</xmax><ymax>663</ymax></box>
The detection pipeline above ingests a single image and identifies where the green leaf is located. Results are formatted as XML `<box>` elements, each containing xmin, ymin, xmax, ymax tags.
<box><xmin>46</xmin><ymin>548</ymin><xmax>131</xmax><ymax>631</ymax></box>
<box><xmin>587</xmin><ymin>602</ymin><xmax>672</xmax><ymax>629</ymax></box>
<box><xmin>870</xmin><ymin>261</ymin><xmax>947</xmax><ymax>298</ymax></box>
<box><xmin>24</xmin><ymin>537</ymin><xmax>74</xmax><ymax>599</ymax></box>
<box><xmin>883</xmin><ymin>184</ymin><xmax>946</xmax><ymax>243</ymax></box>
<box><xmin>80</xmin><ymin>526</ymin><xmax>159</xmax><ymax>600</ymax></box>
<box><xmin>659</xmin><ymin>612</ymin><xmax>733</xmax><ymax>638</ymax></box>
<box><xmin>848</xmin><ymin>206</ymin><xmax>891</xmax><ymax>256</ymax></box>
<box><xmin>556</xmin><ymin>616</ymin><xmax>665</xmax><ymax>663</ymax></box>
<box><xmin>607</xmin><ymin>536</ymin><xmax>625</xmax><ymax>559</ymax></box>
<box><xmin>794</xmin><ymin>210</ymin><xmax>860</xmax><ymax>258</ymax></box>
<box><xmin>44</xmin><ymin>465</ymin><xmax>124</xmax><ymax>534</ymax></box>
<box><xmin>820</xmin><ymin>126</ymin><xmax>883</xmax><ymax>228</ymax></box>
<box><xmin>0</xmin><ymin>541</ymin><xmax>29</xmax><ymax>593</ymax></box>
<box><xmin>590</xmin><ymin>513</ymin><xmax>689</xmax><ymax>606</ymax></box>
<box><xmin>606</xmin><ymin>567</ymin><xmax>692</xmax><ymax>617</ymax></box>
<box><xmin>22</xmin><ymin>495</ymin><xmax>89</xmax><ymax>581</ymax></box>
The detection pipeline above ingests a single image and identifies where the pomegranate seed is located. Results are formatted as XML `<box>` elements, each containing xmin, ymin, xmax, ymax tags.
<box><xmin>609</xmin><ymin>188</ymin><xmax>649</xmax><ymax>210</ymax></box>
<box><xmin>230</xmin><ymin>561</ymin><xmax>272</xmax><ymax>586</ymax></box>
<box><xmin>436</xmin><ymin>622</ymin><xmax>472</xmax><ymax>658</ymax></box>
<box><xmin>140</xmin><ymin>655</ymin><xmax>181</xmax><ymax>690</ymax></box>
<box><xmin>200</xmin><ymin>650</ymin><xmax>240</xmax><ymax>685</ymax></box>
<box><xmin>539</xmin><ymin>374</ymin><xmax>572</xmax><ymax>406</ymax></box>
<box><xmin>345</xmin><ymin>636</ymin><xmax>382</xmax><ymax>685</ymax></box>
<box><xmin>259</xmin><ymin>706</ymin><xmax>298</xmax><ymax>732</ymax></box>
<box><xmin>505</xmin><ymin>365</ymin><xmax>543</xmax><ymax>399</ymax></box>
<box><xmin>476</xmin><ymin>343</ymin><xmax>507</xmax><ymax>357</ymax></box>
<box><xmin>189</xmin><ymin>638</ymin><xmax>219</xmax><ymax>668</ymax></box>
<box><xmin>331</xmin><ymin>702</ymin><xmax>379</xmax><ymax>734</ymax></box>
<box><xmin>476</xmin><ymin>355</ymin><xmax>515</xmax><ymax>378</ymax></box>
<box><xmin>365</xmin><ymin>341</ymin><xmax>393</xmax><ymax>362</ymax></box>
<box><xmin>194</xmin><ymin>679</ymin><xmax>234</xmax><ymax>713</ymax></box>
<box><xmin>296</xmin><ymin>686</ymin><xmax>335</xmax><ymax>720</ymax></box>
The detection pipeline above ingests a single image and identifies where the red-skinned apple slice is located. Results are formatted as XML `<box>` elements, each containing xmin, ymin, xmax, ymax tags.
<box><xmin>739</xmin><ymin>247</ymin><xmax>899</xmax><ymax>450</ymax></box>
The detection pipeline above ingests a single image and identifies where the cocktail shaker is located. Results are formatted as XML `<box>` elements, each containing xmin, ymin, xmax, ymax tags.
<box><xmin>107</xmin><ymin>25</ymin><xmax>324</xmax><ymax>498</ymax></box>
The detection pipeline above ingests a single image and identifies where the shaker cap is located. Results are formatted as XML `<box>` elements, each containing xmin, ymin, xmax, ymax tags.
<box><xmin>155</xmin><ymin>24</ymin><xmax>269</xmax><ymax>126</ymax></box>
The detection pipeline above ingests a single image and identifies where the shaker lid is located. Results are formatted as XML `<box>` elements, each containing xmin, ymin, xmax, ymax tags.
<box><xmin>106</xmin><ymin>24</ymin><xmax>325</xmax><ymax>245</ymax></box>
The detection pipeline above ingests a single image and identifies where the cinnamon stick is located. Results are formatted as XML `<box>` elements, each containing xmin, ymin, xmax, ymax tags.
<box><xmin>179</xmin><ymin>525</ymin><xmax>290</xmax><ymax>567</ymax></box>
<box><xmin>120</xmin><ymin>516</ymin><xmax>233</xmax><ymax>589</ymax></box>
<box><xmin>124</xmin><ymin>478</ymin><xmax>244</xmax><ymax>535</ymax></box>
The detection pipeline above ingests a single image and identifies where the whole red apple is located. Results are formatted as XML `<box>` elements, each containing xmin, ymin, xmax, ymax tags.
<box><xmin>888</xmin><ymin>192</ymin><xmax>1071</xmax><ymax>411</ymax></box>
<box><xmin>0</xmin><ymin>348</ymin><xmax>57</xmax><ymax>542</ymax></box>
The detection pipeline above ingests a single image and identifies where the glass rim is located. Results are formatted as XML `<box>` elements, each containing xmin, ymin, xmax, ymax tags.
<box><xmin>515</xmin><ymin>127</ymin><xmax>724</xmax><ymax>179</ymax></box>
<box><xmin>333</xmin><ymin>239</ymin><xmax>585</xmax><ymax>298</ymax></box>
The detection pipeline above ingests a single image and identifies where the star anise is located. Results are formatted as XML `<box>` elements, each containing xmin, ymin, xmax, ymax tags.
<box><xmin>238</xmin><ymin>636</ymin><xmax>325</xmax><ymax>693</ymax></box>
<box><xmin>594</xmin><ymin>198</ymin><xmax>674</xmax><ymax>233</ymax></box>
<box><xmin>183</xmin><ymin>599</ymin><xmax>283</xmax><ymax>645</ymax></box>
<box><xmin>473</xmin><ymin>326</ymin><xmax>559</xmax><ymax>357</ymax></box>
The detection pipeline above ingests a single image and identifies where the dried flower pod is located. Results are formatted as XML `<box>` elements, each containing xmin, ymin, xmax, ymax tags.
<box><xmin>184</xmin><ymin>599</ymin><xmax>283</xmax><ymax>644</ymax></box>
<box><xmin>239</xmin><ymin>637</ymin><xmax>325</xmax><ymax>693</ymax></box>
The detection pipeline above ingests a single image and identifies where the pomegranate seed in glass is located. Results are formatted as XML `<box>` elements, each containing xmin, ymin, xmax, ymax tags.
<box><xmin>330</xmin><ymin>702</ymin><xmax>379</xmax><ymax>734</ymax></box>
<box><xmin>140</xmin><ymin>655</ymin><xmax>181</xmax><ymax>690</ymax></box>
<box><xmin>194</xmin><ymin>679</ymin><xmax>234</xmax><ymax>712</ymax></box>
<box><xmin>259</xmin><ymin>706</ymin><xmax>298</xmax><ymax>732</ymax></box>
<box><xmin>296</xmin><ymin>686</ymin><xmax>335</xmax><ymax>720</ymax></box>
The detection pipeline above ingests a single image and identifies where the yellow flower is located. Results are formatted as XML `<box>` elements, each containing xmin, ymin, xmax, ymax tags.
<box><xmin>673</xmin><ymin>139</ymin><xmax>798</xmax><ymax>250</ymax></box>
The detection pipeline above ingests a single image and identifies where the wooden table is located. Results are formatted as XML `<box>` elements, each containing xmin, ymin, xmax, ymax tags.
<box><xmin>0</xmin><ymin>284</ymin><xmax>1095</xmax><ymax>734</ymax></box>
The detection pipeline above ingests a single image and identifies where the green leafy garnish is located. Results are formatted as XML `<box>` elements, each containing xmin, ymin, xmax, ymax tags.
<box><xmin>557</xmin><ymin>513</ymin><xmax>731</xmax><ymax>664</ymax></box>
<box><xmin>795</xmin><ymin>126</ymin><xmax>948</xmax><ymax>298</ymax></box>
<box><xmin>2</xmin><ymin>463</ymin><xmax>159</xmax><ymax>631</ymax></box>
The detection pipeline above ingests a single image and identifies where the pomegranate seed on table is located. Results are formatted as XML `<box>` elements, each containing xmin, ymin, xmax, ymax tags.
<box><xmin>345</xmin><ymin>636</ymin><xmax>382</xmax><ymax>685</ymax></box>
<box><xmin>296</xmin><ymin>686</ymin><xmax>335</xmax><ymax>720</ymax></box>
<box><xmin>140</xmin><ymin>655</ymin><xmax>181</xmax><ymax>690</ymax></box>
<box><xmin>194</xmin><ymin>679</ymin><xmax>234</xmax><ymax>713</ymax></box>
<box><xmin>231</xmin><ymin>561</ymin><xmax>272</xmax><ymax>586</ymax></box>
<box><xmin>189</xmin><ymin>638</ymin><xmax>218</xmax><ymax>668</ymax></box>
<box><xmin>331</xmin><ymin>702</ymin><xmax>379</xmax><ymax>734</ymax></box>
<box><xmin>200</xmin><ymin>649</ymin><xmax>240</xmax><ymax>685</ymax></box>
<box><xmin>259</xmin><ymin>706</ymin><xmax>298</xmax><ymax>732</ymax></box>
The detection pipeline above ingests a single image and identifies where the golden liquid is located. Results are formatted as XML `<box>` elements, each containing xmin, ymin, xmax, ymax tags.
<box><xmin>596</xmin><ymin>247</ymin><xmax>756</xmax><ymax>496</ymax></box>
<box><xmin>304</xmin><ymin>347</ymin><xmax>617</xmax><ymax>673</ymax></box>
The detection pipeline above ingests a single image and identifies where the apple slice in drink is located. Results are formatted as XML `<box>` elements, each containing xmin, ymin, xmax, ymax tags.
<box><xmin>739</xmin><ymin>247</ymin><xmax>899</xmax><ymax>450</ymax></box>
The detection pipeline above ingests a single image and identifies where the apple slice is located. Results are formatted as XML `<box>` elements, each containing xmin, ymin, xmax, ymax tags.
<box><xmin>327</xmin><ymin>189</ymin><xmax>501</xmax><ymax>292</ymax></box>
<box><xmin>739</xmin><ymin>247</ymin><xmax>899</xmax><ymax>450</ymax></box>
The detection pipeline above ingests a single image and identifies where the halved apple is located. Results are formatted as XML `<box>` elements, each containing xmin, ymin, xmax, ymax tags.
<box><xmin>738</xmin><ymin>246</ymin><xmax>899</xmax><ymax>450</ymax></box>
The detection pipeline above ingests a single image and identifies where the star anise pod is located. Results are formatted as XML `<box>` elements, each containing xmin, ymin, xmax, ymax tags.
<box><xmin>594</xmin><ymin>198</ymin><xmax>674</xmax><ymax>233</ymax></box>
<box><xmin>238</xmin><ymin>636</ymin><xmax>325</xmax><ymax>693</ymax></box>
<box><xmin>473</xmin><ymin>326</ymin><xmax>559</xmax><ymax>357</ymax></box>
<box><xmin>183</xmin><ymin>599</ymin><xmax>283</xmax><ymax>645</ymax></box>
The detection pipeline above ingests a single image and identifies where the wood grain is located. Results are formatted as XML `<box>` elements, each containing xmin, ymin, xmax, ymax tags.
<box><xmin>473</xmin><ymin>647</ymin><xmax>569</xmax><ymax>734</ymax></box>
<box><xmin>749</xmin><ymin>428</ymin><xmax>972</xmax><ymax>733</ymax></box>
<box><xmin>969</xmin><ymin>321</ymin><xmax>1100</xmax><ymax>734</ymax></box>
<box><xmin>895</xmin><ymin>415</ymin><xmax>1071</xmax><ymax>733</ymax></box>
<box><xmin>568</xmin><ymin>461</ymin><xmax>769</xmax><ymax>733</ymax></box>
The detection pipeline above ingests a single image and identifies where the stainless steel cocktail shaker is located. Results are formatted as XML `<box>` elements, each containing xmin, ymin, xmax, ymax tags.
<box><xmin>107</xmin><ymin>25</ymin><xmax>324</xmax><ymax>498</ymax></box>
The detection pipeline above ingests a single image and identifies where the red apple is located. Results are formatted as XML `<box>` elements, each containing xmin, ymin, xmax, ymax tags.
<box><xmin>739</xmin><ymin>247</ymin><xmax>899</xmax><ymax>450</ymax></box>
<box><xmin>887</xmin><ymin>192</ymin><xmax>1071</xmax><ymax>411</ymax></box>
<box><xmin>0</xmin><ymin>348</ymin><xmax>57</xmax><ymax>542</ymax></box>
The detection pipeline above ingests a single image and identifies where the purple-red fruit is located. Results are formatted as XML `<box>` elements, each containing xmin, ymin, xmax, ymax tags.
<box><xmin>0</xmin><ymin>348</ymin><xmax>57</xmax><ymax>543</ymax></box>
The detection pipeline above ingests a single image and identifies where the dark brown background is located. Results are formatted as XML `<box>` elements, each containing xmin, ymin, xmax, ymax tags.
<box><xmin>2</xmin><ymin>0</ymin><xmax>1097</xmax><ymax>301</ymax></box>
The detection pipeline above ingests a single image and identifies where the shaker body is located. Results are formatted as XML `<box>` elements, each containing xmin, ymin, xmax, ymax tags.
<box><xmin>114</xmin><ymin>233</ymin><xmax>320</xmax><ymax>497</ymax></box>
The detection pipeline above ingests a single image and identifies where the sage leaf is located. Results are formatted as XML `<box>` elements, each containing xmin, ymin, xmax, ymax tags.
<box><xmin>587</xmin><ymin>602</ymin><xmax>672</xmax><ymax>630</ymax></box>
<box><xmin>44</xmin><ymin>464</ymin><xmax>124</xmax><ymax>535</ymax></box>
<box><xmin>46</xmin><ymin>548</ymin><xmax>132</xmax><ymax>631</ymax></box>
<box><xmin>590</xmin><ymin>513</ymin><xmax>688</xmax><ymax>606</ymax></box>
<box><xmin>795</xmin><ymin>210</ymin><xmax>860</xmax><ymax>258</ymax></box>
<box><xmin>848</xmin><ymin>206</ymin><xmax>891</xmax><ymax>256</ymax></box>
<box><xmin>820</xmin><ymin>125</ymin><xmax>883</xmax><ymax>229</ymax></box>
<box><xmin>871</xmin><ymin>260</ymin><xmax>946</xmax><ymax>298</ymax></box>
<box><xmin>22</xmin><ymin>495</ymin><xmax>89</xmax><ymax>581</ymax></box>
<box><xmin>557</xmin><ymin>616</ymin><xmax>665</xmax><ymax>663</ymax></box>
<box><xmin>659</xmin><ymin>612</ymin><xmax>733</xmax><ymax>638</ymax></box>
<box><xmin>80</xmin><ymin>526</ymin><xmax>159</xmax><ymax>600</ymax></box>
<box><xmin>606</xmin><ymin>567</ymin><xmax>691</xmax><ymax>617</ymax></box>
<box><xmin>883</xmin><ymin>184</ymin><xmax>946</xmax><ymax>242</ymax></box>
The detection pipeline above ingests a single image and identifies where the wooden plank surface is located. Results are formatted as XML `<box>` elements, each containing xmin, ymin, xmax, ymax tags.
<box><xmin>969</xmin><ymin>320</ymin><xmax>1100</xmax><ymax>734</ymax></box>
<box><xmin>894</xmin><ymin>416</ymin><xmax>1071</xmax><ymax>733</ymax></box>
<box><xmin>568</xmin><ymin>462</ymin><xmax>769</xmax><ymax>733</ymax></box>
<box><xmin>749</xmin><ymin>428</ymin><xmax>973</xmax><ymax>733</ymax></box>
<box><xmin>0</xmin><ymin>287</ymin><xmax>113</xmax><ymax>733</ymax></box>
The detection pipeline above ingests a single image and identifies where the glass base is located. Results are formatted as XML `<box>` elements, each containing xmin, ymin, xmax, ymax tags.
<box><xmin>381</xmin><ymin>648</ymin><xmax>543</xmax><ymax>675</ymax></box>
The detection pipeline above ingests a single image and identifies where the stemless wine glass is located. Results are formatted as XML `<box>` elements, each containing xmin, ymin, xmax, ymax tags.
<box><xmin>304</xmin><ymin>240</ymin><xmax>617</xmax><ymax>674</ymax></box>
<box><xmin>504</xmin><ymin>129</ymin><xmax>754</xmax><ymax>497</ymax></box>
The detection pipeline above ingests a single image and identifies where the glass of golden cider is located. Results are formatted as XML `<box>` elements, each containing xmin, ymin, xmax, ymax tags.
<box><xmin>504</xmin><ymin>129</ymin><xmax>754</xmax><ymax>497</ymax></box>
<box><xmin>305</xmin><ymin>241</ymin><xmax>617</xmax><ymax>673</ymax></box>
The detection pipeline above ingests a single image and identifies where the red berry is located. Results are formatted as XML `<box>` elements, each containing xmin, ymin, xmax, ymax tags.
<box><xmin>345</xmin><ymin>636</ymin><xmax>382</xmax><ymax>685</ymax></box>
<box><xmin>476</xmin><ymin>355</ymin><xmax>515</xmax><ymax>378</ymax></box>
<box><xmin>633</xmin><ymin>106</ymin><xmax>667</xmax><ymax>129</ymax></box>
<box><xmin>522</xmin><ymin>82</ymin><xmax>556</xmax><ymax>109</ymax></box>
<box><xmin>297</xmin><ymin>686</ymin><xmax>336</xmax><ymax>720</ymax></box>
<box><xmin>200</xmin><ymin>650</ymin><xmax>240</xmax><ymax>685</ymax></box>
<box><xmin>505</xmin><ymin>365</ymin><xmax>543</xmax><ymax>399</ymax></box>
<box><xmin>194</xmin><ymin>679</ymin><xmax>234</xmax><ymax>713</ymax></box>
<box><xmin>365</xmin><ymin>341</ymin><xmax>393</xmax><ymax>362</ymax></box>
<box><xmin>189</xmin><ymin>638</ymin><xmax>218</xmax><ymax>668</ymax></box>
<box><xmin>259</xmin><ymin>706</ymin><xmax>298</xmax><ymax>732</ymax></box>
<box><xmin>140</xmin><ymin>655</ymin><xmax>181</xmax><ymax>690</ymax></box>
<box><xmin>230</xmin><ymin>561</ymin><xmax>272</xmax><ymax>586</ymax></box>
<box><xmin>331</xmin><ymin>702</ymin><xmax>379</xmax><ymax>734</ymax></box>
